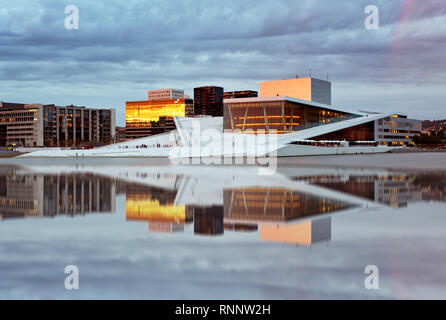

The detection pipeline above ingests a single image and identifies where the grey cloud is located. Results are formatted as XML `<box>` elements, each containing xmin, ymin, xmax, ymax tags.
<box><xmin>1</xmin><ymin>0</ymin><xmax>446</xmax><ymax>124</ymax></box>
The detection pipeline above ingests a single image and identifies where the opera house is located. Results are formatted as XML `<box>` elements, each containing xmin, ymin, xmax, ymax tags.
<box><xmin>20</xmin><ymin>77</ymin><xmax>421</xmax><ymax>158</ymax></box>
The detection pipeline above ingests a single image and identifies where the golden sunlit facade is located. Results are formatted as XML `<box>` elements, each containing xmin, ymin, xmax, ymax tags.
<box><xmin>261</xmin><ymin>78</ymin><xmax>312</xmax><ymax>101</ymax></box>
<box><xmin>260</xmin><ymin>77</ymin><xmax>331</xmax><ymax>105</ymax></box>
<box><xmin>126</xmin><ymin>98</ymin><xmax>193</xmax><ymax>139</ymax></box>
<box><xmin>224</xmin><ymin>98</ymin><xmax>356</xmax><ymax>134</ymax></box>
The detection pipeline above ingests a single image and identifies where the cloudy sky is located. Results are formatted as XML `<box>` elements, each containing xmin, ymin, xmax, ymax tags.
<box><xmin>1</xmin><ymin>0</ymin><xmax>445</xmax><ymax>126</ymax></box>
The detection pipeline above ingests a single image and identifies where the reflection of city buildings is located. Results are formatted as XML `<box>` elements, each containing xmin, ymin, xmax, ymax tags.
<box><xmin>297</xmin><ymin>174</ymin><xmax>422</xmax><ymax>208</ymax></box>
<box><xmin>412</xmin><ymin>172</ymin><xmax>446</xmax><ymax>203</ymax></box>
<box><xmin>0</xmin><ymin>168</ymin><xmax>116</xmax><ymax>220</ymax></box>
<box><xmin>193</xmin><ymin>206</ymin><xmax>224</xmax><ymax>236</ymax></box>
<box><xmin>9</xmin><ymin>164</ymin><xmax>446</xmax><ymax>247</ymax></box>
<box><xmin>220</xmin><ymin>187</ymin><xmax>346</xmax><ymax>246</ymax></box>
<box><xmin>123</xmin><ymin>183</ymin><xmax>349</xmax><ymax>243</ymax></box>
<box><xmin>124</xmin><ymin>183</ymin><xmax>193</xmax><ymax>233</ymax></box>
<box><xmin>260</xmin><ymin>218</ymin><xmax>331</xmax><ymax>246</ymax></box>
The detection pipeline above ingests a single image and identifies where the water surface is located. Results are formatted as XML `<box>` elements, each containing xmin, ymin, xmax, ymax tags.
<box><xmin>0</xmin><ymin>153</ymin><xmax>445</xmax><ymax>299</ymax></box>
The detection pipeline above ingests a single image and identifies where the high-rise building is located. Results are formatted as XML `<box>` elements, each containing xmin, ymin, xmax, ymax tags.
<box><xmin>193</xmin><ymin>86</ymin><xmax>224</xmax><ymax>117</ymax></box>
<box><xmin>260</xmin><ymin>77</ymin><xmax>331</xmax><ymax>105</ymax></box>
<box><xmin>148</xmin><ymin>88</ymin><xmax>184</xmax><ymax>101</ymax></box>
<box><xmin>0</xmin><ymin>102</ymin><xmax>116</xmax><ymax>147</ymax></box>
<box><xmin>224</xmin><ymin>90</ymin><xmax>258</xmax><ymax>99</ymax></box>
<box><xmin>126</xmin><ymin>98</ymin><xmax>194</xmax><ymax>139</ymax></box>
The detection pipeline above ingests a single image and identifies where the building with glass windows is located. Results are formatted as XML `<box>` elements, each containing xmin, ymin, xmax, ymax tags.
<box><xmin>0</xmin><ymin>102</ymin><xmax>115</xmax><ymax>147</ymax></box>
<box><xmin>223</xmin><ymin>95</ymin><xmax>421</xmax><ymax>146</ymax></box>
<box><xmin>194</xmin><ymin>86</ymin><xmax>224</xmax><ymax>117</ymax></box>
<box><xmin>223</xmin><ymin>96</ymin><xmax>358</xmax><ymax>134</ymax></box>
<box><xmin>125</xmin><ymin>98</ymin><xmax>194</xmax><ymax>139</ymax></box>
<box><xmin>148</xmin><ymin>88</ymin><xmax>184</xmax><ymax>101</ymax></box>
<box><xmin>224</xmin><ymin>90</ymin><xmax>258</xmax><ymax>99</ymax></box>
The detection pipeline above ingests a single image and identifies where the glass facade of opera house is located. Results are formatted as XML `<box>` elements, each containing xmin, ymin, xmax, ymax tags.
<box><xmin>223</xmin><ymin>97</ymin><xmax>357</xmax><ymax>134</ymax></box>
<box><xmin>223</xmin><ymin>97</ymin><xmax>422</xmax><ymax>145</ymax></box>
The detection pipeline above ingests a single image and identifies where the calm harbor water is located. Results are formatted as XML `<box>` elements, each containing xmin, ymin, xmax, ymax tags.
<box><xmin>0</xmin><ymin>153</ymin><xmax>445</xmax><ymax>299</ymax></box>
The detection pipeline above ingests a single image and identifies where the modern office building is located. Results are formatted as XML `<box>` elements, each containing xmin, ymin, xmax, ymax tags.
<box><xmin>148</xmin><ymin>88</ymin><xmax>184</xmax><ymax>101</ymax></box>
<box><xmin>194</xmin><ymin>86</ymin><xmax>224</xmax><ymax>117</ymax></box>
<box><xmin>260</xmin><ymin>76</ymin><xmax>331</xmax><ymax>105</ymax></box>
<box><xmin>0</xmin><ymin>102</ymin><xmax>116</xmax><ymax>147</ymax></box>
<box><xmin>375</xmin><ymin>115</ymin><xmax>422</xmax><ymax>146</ymax></box>
<box><xmin>126</xmin><ymin>98</ymin><xmax>194</xmax><ymax>139</ymax></box>
<box><xmin>224</xmin><ymin>90</ymin><xmax>258</xmax><ymax>99</ymax></box>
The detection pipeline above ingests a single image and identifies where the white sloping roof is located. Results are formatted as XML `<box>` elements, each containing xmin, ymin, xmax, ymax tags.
<box><xmin>224</xmin><ymin>96</ymin><xmax>365</xmax><ymax>116</ymax></box>
<box><xmin>174</xmin><ymin>116</ymin><xmax>223</xmax><ymax>147</ymax></box>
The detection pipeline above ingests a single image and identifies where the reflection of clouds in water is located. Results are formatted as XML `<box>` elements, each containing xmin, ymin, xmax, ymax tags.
<box><xmin>0</xmin><ymin>201</ymin><xmax>446</xmax><ymax>299</ymax></box>
<box><xmin>1</xmin><ymin>160</ymin><xmax>446</xmax><ymax>299</ymax></box>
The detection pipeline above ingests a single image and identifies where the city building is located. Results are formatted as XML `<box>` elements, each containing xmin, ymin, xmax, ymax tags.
<box><xmin>194</xmin><ymin>86</ymin><xmax>224</xmax><ymax>117</ymax></box>
<box><xmin>0</xmin><ymin>102</ymin><xmax>116</xmax><ymax>147</ymax></box>
<box><xmin>125</xmin><ymin>98</ymin><xmax>194</xmax><ymax>139</ymax></box>
<box><xmin>260</xmin><ymin>76</ymin><xmax>331</xmax><ymax>105</ymax></box>
<box><xmin>224</xmin><ymin>90</ymin><xmax>258</xmax><ymax>99</ymax></box>
<box><xmin>375</xmin><ymin>115</ymin><xmax>422</xmax><ymax>146</ymax></box>
<box><xmin>115</xmin><ymin>126</ymin><xmax>127</xmax><ymax>142</ymax></box>
<box><xmin>148</xmin><ymin>88</ymin><xmax>184</xmax><ymax>101</ymax></box>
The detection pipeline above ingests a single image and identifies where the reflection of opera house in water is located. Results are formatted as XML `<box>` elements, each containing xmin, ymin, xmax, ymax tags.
<box><xmin>121</xmin><ymin>168</ymin><xmax>436</xmax><ymax>246</ymax></box>
<box><xmin>125</xmin><ymin>185</ymin><xmax>352</xmax><ymax>246</ymax></box>
<box><xmin>2</xmin><ymin>165</ymin><xmax>444</xmax><ymax>247</ymax></box>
